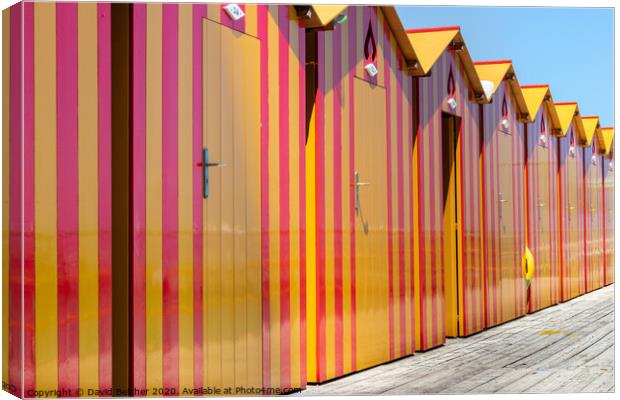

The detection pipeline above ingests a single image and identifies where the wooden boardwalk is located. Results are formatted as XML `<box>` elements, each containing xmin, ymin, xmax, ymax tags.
<box><xmin>299</xmin><ymin>284</ymin><xmax>614</xmax><ymax>395</ymax></box>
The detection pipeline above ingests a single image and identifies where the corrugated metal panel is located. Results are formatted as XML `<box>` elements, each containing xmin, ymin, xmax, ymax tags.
<box><xmin>306</xmin><ymin>6</ymin><xmax>416</xmax><ymax>383</ymax></box>
<box><xmin>481</xmin><ymin>78</ymin><xmax>527</xmax><ymax>328</ymax></box>
<box><xmin>129</xmin><ymin>3</ymin><xmax>306</xmax><ymax>392</ymax></box>
<box><xmin>2</xmin><ymin>2</ymin><xmax>113</xmax><ymax>396</ymax></box>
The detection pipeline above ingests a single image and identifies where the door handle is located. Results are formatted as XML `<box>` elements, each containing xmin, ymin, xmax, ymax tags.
<box><xmin>197</xmin><ymin>148</ymin><xmax>226</xmax><ymax>199</ymax></box>
<box><xmin>498</xmin><ymin>192</ymin><xmax>508</xmax><ymax>203</ymax></box>
<box><xmin>568</xmin><ymin>204</ymin><xmax>576</xmax><ymax>211</ymax></box>
<box><xmin>537</xmin><ymin>202</ymin><xmax>545</xmax><ymax>208</ymax></box>
<box><xmin>353</xmin><ymin>171</ymin><xmax>370</xmax><ymax>214</ymax></box>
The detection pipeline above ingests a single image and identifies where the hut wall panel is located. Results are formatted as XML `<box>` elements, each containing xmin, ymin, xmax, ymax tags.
<box><xmin>416</xmin><ymin>49</ymin><xmax>483</xmax><ymax>349</ymax></box>
<box><xmin>130</xmin><ymin>3</ymin><xmax>306</xmax><ymax>393</ymax></box>
<box><xmin>583</xmin><ymin>144</ymin><xmax>604</xmax><ymax>291</ymax></box>
<box><xmin>525</xmin><ymin>106</ymin><xmax>561</xmax><ymax>313</ymax></box>
<box><xmin>602</xmin><ymin>157</ymin><xmax>614</xmax><ymax>285</ymax></box>
<box><xmin>481</xmin><ymin>81</ymin><xmax>527</xmax><ymax>329</ymax></box>
<box><xmin>558</xmin><ymin>127</ymin><xmax>587</xmax><ymax>301</ymax></box>
<box><xmin>1</xmin><ymin>2</ymin><xmax>113</xmax><ymax>396</ymax></box>
<box><xmin>307</xmin><ymin>6</ymin><xmax>415</xmax><ymax>382</ymax></box>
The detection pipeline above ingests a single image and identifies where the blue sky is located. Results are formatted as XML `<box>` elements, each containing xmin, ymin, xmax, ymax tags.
<box><xmin>396</xmin><ymin>6</ymin><xmax>614</xmax><ymax>127</ymax></box>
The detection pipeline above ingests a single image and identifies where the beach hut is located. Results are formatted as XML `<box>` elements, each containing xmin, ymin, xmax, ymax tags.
<box><xmin>475</xmin><ymin>60</ymin><xmax>529</xmax><ymax>328</ymax></box>
<box><xmin>579</xmin><ymin>117</ymin><xmax>604</xmax><ymax>292</ymax></box>
<box><xmin>127</xmin><ymin>2</ymin><xmax>308</xmax><ymax>393</ymax></box>
<box><xmin>2</xmin><ymin>2</ymin><xmax>113</xmax><ymax>397</ymax></box>
<box><xmin>304</xmin><ymin>5</ymin><xmax>418</xmax><ymax>382</ymax></box>
<box><xmin>406</xmin><ymin>26</ymin><xmax>488</xmax><ymax>347</ymax></box>
<box><xmin>521</xmin><ymin>84</ymin><xmax>563</xmax><ymax>313</ymax></box>
<box><xmin>599</xmin><ymin>129</ymin><xmax>615</xmax><ymax>286</ymax></box>
<box><xmin>555</xmin><ymin>102</ymin><xmax>588</xmax><ymax>301</ymax></box>
<box><xmin>598</xmin><ymin>128</ymin><xmax>615</xmax><ymax>286</ymax></box>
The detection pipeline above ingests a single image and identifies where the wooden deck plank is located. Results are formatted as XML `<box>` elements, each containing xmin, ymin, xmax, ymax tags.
<box><xmin>297</xmin><ymin>284</ymin><xmax>614</xmax><ymax>395</ymax></box>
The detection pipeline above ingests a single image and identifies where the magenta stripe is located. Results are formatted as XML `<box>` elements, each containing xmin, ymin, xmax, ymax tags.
<box><xmin>408</xmin><ymin>73</ymin><xmax>416</xmax><ymax>352</ymax></box>
<box><xmin>315</xmin><ymin>32</ymin><xmax>327</xmax><ymax>382</ymax></box>
<box><xmin>509</xmin><ymin>92</ymin><xmax>518</xmax><ymax>318</ymax></box>
<box><xmin>383</xmin><ymin>24</ymin><xmax>394</xmax><ymax>359</ymax></box>
<box><xmin>97</xmin><ymin>3</ymin><xmax>112</xmax><ymax>391</ymax></box>
<box><xmin>131</xmin><ymin>3</ymin><xmax>147</xmax><ymax>390</ymax></box>
<box><xmin>395</xmin><ymin>49</ymin><xmax>407</xmax><ymax>356</ymax></box>
<box><xmin>347</xmin><ymin>6</ymin><xmax>357</xmax><ymax>369</ymax></box>
<box><xmin>277</xmin><ymin>7</ymin><xmax>291</xmax><ymax>388</ymax></box>
<box><xmin>22</xmin><ymin>2</ymin><xmax>35</xmax><ymax>394</ymax></box>
<box><xmin>191</xmin><ymin>3</ymin><xmax>207</xmax><ymax>392</ymax></box>
<box><xmin>56</xmin><ymin>4</ymin><xmax>80</xmax><ymax>391</ymax></box>
<box><xmin>9</xmin><ymin>3</ymin><xmax>24</xmax><ymax>395</ymax></box>
<box><xmin>417</xmin><ymin>75</ymin><xmax>427</xmax><ymax>349</ymax></box>
<box><xmin>162</xmin><ymin>4</ymin><xmax>180</xmax><ymax>392</ymax></box>
<box><xmin>428</xmin><ymin>58</ymin><xmax>438</xmax><ymax>347</ymax></box>
<box><xmin>298</xmin><ymin>22</ymin><xmax>307</xmax><ymax>386</ymax></box>
<box><xmin>332</xmin><ymin>20</ymin><xmax>344</xmax><ymax>375</ymax></box>
<box><xmin>257</xmin><ymin>5</ymin><xmax>271</xmax><ymax>387</ymax></box>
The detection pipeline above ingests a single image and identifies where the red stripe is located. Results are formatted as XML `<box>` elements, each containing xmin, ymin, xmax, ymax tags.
<box><xmin>458</xmin><ymin>83</ymin><xmax>467</xmax><ymax>335</ymax></box>
<box><xmin>580</xmin><ymin>116</ymin><xmax>599</xmax><ymax>119</ymax></box>
<box><xmin>509</xmin><ymin>90</ymin><xmax>519</xmax><ymax>317</ymax></box>
<box><xmin>23</xmin><ymin>2</ymin><xmax>35</xmax><ymax>394</ymax></box>
<box><xmin>162</xmin><ymin>4</ymin><xmax>180</xmax><ymax>392</ymax></box>
<box><xmin>131</xmin><ymin>4</ymin><xmax>147</xmax><ymax>390</ymax></box>
<box><xmin>480</xmin><ymin>104</ymin><xmax>488</xmax><ymax>328</ymax></box>
<box><xmin>347</xmin><ymin>6</ymin><xmax>357</xmax><ymax>369</ymax></box>
<box><xmin>258</xmin><ymin>5</ymin><xmax>271</xmax><ymax>388</ymax></box>
<box><xmin>396</xmin><ymin>61</ymin><xmax>406</xmax><ymax>357</ymax></box>
<box><xmin>408</xmin><ymin>73</ymin><xmax>416</xmax><ymax>352</ymax></box>
<box><xmin>406</xmin><ymin>25</ymin><xmax>460</xmax><ymax>33</ymax></box>
<box><xmin>277</xmin><ymin>7</ymin><xmax>291</xmax><ymax>388</ymax></box>
<box><xmin>191</xmin><ymin>4</ymin><xmax>207</xmax><ymax>392</ymax></box>
<box><xmin>298</xmin><ymin>22</ymin><xmax>307</xmax><ymax>386</ymax></box>
<box><xmin>428</xmin><ymin>58</ymin><xmax>438</xmax><ymax>347</ymax></box>
<box><xmin>384</xmin><ymin>23</ymin><xmax>395</xmax><ymax>359</ymax></box>
<box><xmin>521</xmin><ymin>84</ymin><xmax>549</xmax><ymax>89</ymax></box>
<box><xmin>473</xmin><ymin>59</ymin><xmax>512</xmax><ymax>65</ymax></box>
<box><xmin>332</xmin><ymin>20</ymin><xmax>344</xmax><ymax>376</ymax></box>
<box><xmin>315</xmin><ymin>32</ymin><xmax>326</xmax><ymax>382</ymax></box>
<box><xmin>417</xmin><ymin>76</ymin><xmax>426</xmax><ymax>349</ymax></box>
<box><xmin>9</xmin><ymin>3</ymin><xmax>24</xmax><ymax>395</ymax></box>
<box><xmin>97</xmin><ymin>3</ymin><xmax>112</xmax><ymax>392</ymax></box>
<box><xmin>56</xmin><ymin>4</ymin><xmax>80</xmax><ymax>391</ymax></box>
<box><xmin>555</xmin><ymin>102</ymin><xmax>577</xmax><ymax>106</ymax></box>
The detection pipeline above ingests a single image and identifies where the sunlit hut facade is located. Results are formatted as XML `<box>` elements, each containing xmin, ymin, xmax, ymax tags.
<box><xmin>554</xmin><ymin>102</ymin><xmax>588</xmax><ymax>301</ymax></box>
<box><xmin>521</xmin><ymin>84</ymin><xmax>563</xmax><ymax>313</ymax></box>
<box><xmin>475</xmin><ymin>60</ymin><xmax>529</xmax><ymax>329</ymax></box>
<box><xmin>2</xmin><ymin>2</ymin><xmax>616</xmax><ymax>398</ymax></box>
<box><xmin>304</xmin><ymin>5</ymin><xmax>418</xmax><ymax>383</ymax></box>
<box><xmin>598</xmin><ymin>128</ymin><xmax>615</xmax><ymax>286</ymax></box>
<box><xmin>405</xmin><ymin>26</ymin><xmax>488</xmax><ymax>348</ymax></box>
<box><xmin>578</xmin><ymin>116</ymin><xmax>605</xmax><ymax>292</ymax></box>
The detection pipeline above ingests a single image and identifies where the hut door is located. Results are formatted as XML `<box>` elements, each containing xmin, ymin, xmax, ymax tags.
<box><xmin>496</xmin><ymin>130</ymin><xmax>517</xmax><ymax>319</ymax></box>
<box><xmin>441</xmin><ymin>113</ymin><xmax>461</xmax><ymax>337</ymax></box>
<box><xmin>535</xmin><ymin>143</ymin><xmax>551</xmax><ymax>308</ymax></box>
<box><xmin>566</xmin><ymin>154</ymin><xmax>580</xmax><ymax>298</ymax></box>
<box><xmin>353</xmin><ymin>78</ymin><xmax>389</xmax><ymax>370</ymax></box>
<box><xmin>587</xmin><ymin>156</ymin><xmax>601</xmax><ymax>290</ymax></box>
<box><xmin>201</xmin><ymin>19</ymin><xmax>262</xmax><ymax>388</ymax></box>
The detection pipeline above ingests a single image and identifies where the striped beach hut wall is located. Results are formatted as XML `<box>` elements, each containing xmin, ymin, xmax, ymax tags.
<box><xmin>598</xmin><ymin>128</ymin><xmax>614</xmax><ymax>286</ymax></box>
<box><xmin>555</xmin><ymin>102</ymin><xmax>588</xmax><ymax>301</ymax></box>
<box><xmin>600</xmin><ymin>135</ymin><xmax>614</xmax><ymax>287</ymax></box>
<box><xmin>521</xmin><ymin>84</ymin><xmax>562</xmax><ymax>313</ymax></box>
<box><xmin>304</xmin><ymin>5</ymin><xmax>417</xmax><ymax>383</ymax></box>
<box><xmin>475</xmin><ymin>60</ymin><xmax>528</xmax><ymax>328</ymax></box>
<box><xmin>406</xmin><ymin>26</ymin><xmax>487</xmax><ymax>347</ymax></box>
<box><xmin>128</xmin><ymin>3</ymin><xmax>306</xmax><ymax>393</ymax></box>
<box><xmin>2</xmin><ymin>1</ymin><xmax>112</xmax><ymax>397</ymax></box>
<box><xmin>579</xmin><ymin>117</ymin><xmax>604</xmax><ymax>292</ymax></box>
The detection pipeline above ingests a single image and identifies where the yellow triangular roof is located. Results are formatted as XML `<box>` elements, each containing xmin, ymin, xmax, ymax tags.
<box><xmin>473</xmin><ymin>60</ymin><xmax>512</xmax><ymax>96</ymax></box>
<box><xmin>597</xmin><ymin>127</ymin><xmax>614</xmax><ymax>155</ymax></box>
<box><xmin>406</xmin><ymin>26</ymin><xmax>460</xmax><ymax>74</ymax></box>
<box><xmin>578</xmin><ymin>116</ymin><xmax>599</xmax><ymax>147</ymax></box>
<box><xmin>312</xmin><ymin>5</ymin><xmax>348</xmax><ymax>26</ymax></box>
<box><xmin>521</xmin><ymin>85</ymin><xmax>549</xmax><ymax>121</ymax></box>
<box><xmin>554</xmin><ymin>102</ymin><xmax>578</xmax><ymax>136</ymax></box>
